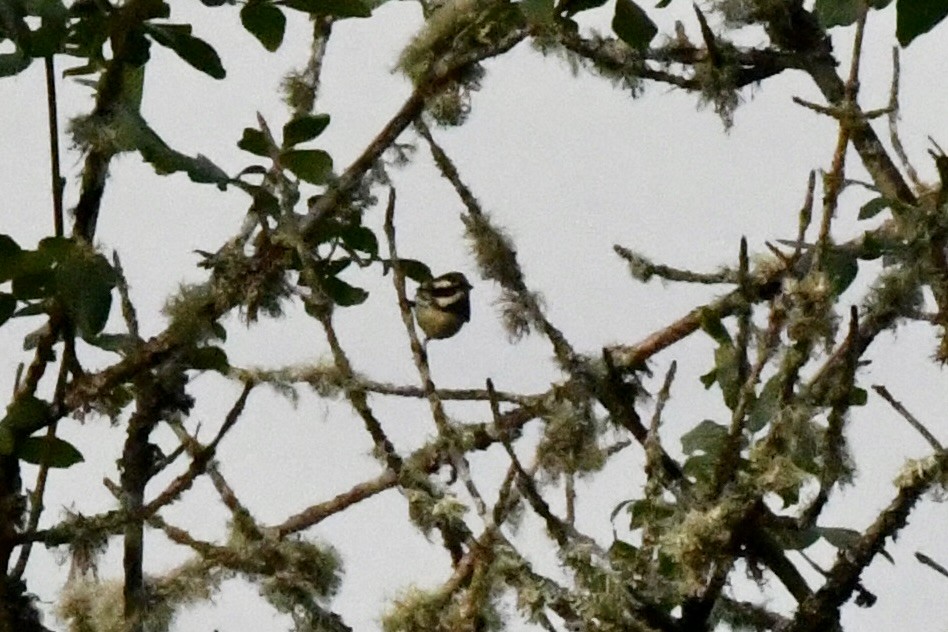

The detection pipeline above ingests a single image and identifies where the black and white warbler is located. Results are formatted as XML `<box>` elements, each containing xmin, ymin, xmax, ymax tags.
<box><xmin>413</xmin><ymin>272</ymin><xmax>473</xmax><ymax>340</ymax></box>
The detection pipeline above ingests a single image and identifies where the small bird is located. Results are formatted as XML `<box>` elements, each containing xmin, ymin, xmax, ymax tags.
<box><xmin>413</xmin><ymin>272</ymin><xmax>473</xmax><ymax>340</ymax></box>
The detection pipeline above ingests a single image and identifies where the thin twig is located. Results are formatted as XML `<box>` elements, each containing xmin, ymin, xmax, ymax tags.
<box><xmin>871</xmin><ymin>385</ymin><xmax>943</xmax><ymax>451</ymax></box>
<box><xmin>916</xmin><ymin>552</ymin><xmax>948</xmax><ymax>580</ymax></box>
<box><xmin>44</xmin><ymin>56</ymin><xmax>64</xmax><ymax>237</ymax></box>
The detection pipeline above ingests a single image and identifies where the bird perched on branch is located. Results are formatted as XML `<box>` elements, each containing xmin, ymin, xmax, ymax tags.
<box><xmin>413</xmin><ymin>272</ymin><xmax>472</xmax><ymax>341</ymax></box>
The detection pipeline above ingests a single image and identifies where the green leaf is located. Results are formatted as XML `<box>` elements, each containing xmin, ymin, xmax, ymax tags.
<box><xmin>398</xmin><ymin>259</ymin><xmax>433</xmax><ymax>283</ymax></box>
<box><xmin>714</xmin><ymin>343</ymin><xmax>740</xmax><ymax>409</ymax></box>
<box><xmin>251</xmin><ymin>189</ymin><xmax>281</xmax><ymax>217</ymax></box>
<box><xmin>210</xmin><ymin>321</ymin><xmax>228</xmax><ymax>341</ymax></box>
<box><xmin>700</xmin><ymin>311</ymin><xmax>732</xmax><ymax>345</ymax></box>
<box><xmin>818</xmin><ymin>526</ymin><xmax>861</xmax><ymax>549</ymax></box>
<box><xmin>655</xmin><ymin>0</ymin><xmax>672</xmax><ymax>6</ymax></box>
<box><xmin>54</xmin><ymin>246</ymin><xmax>117</xmax><ymax>338</ymax></box>
<box><xmin>0</xmin><ymin>293</ymin><xmax>16</xmax><ymax>327</ymax></box>
<box><xmin>554</xmin><ymin>0</ymin><xmax>607</xmax><ymax>17</ymax></box>
<box><xmin>23</xmin><ymin>0</ymin><xmax>69</xmax><ymax>58</ymax></box>
<box><xmin>187</xmin><ymin>346</ymin><xmax>230</xmax><ymax>373</ymax></box>
<box><xmin>771</xmin><ymin>526</ymin><xmax>821</xmax><ymax>550</ymax></box>
<box><xmin>282</xmin><ymin>114</ymin><xmax>331</xmax><ymax>147</ymax></box>
<box><xmin>114</xmin><ymin>109</ymin><xmax>230</xmax><ymax>189</ymax></box>
<box><xmin>0</xmin><ymin>234</ymin><xmax>22</xmax><ymax>282</ymax></box>
<box><xmin>238</xmin><ymin>128</ymin><xmax>271</xmax><ymax>157</ymax></box>
<box><xmin>626</xmin><ymin>498</ymin><xmax>675</xmax><ymax>529</ymax></box>
<box><xmin>11</xmin><ymin>250</ymin><xmax>56</xmax><ymax>301</ymax></box>
<box><xmin>14</xmin><ymin>302</ymin><xmax>47</xmax><ymax>318</ymax></box>
<box><xmin>858</xmin><ymin>197</ymin><xmax>890</xmax><ymax>220</ymax></box>
<box><xmin>748</xmin><ymin>375</ymin><xmax>781</xmax><ymax>432</ymax></box>
<box><xmin>0</xmin><ymin>51</ymin><xmax>32</xmax><ymax>77</ymax></box>
<box><xmin>519</xmin><ymin>0</ymin><xmax>555</xmax><ymax>24</ymax></box>
<box><xmin>144</xmin><ymin>23</ymin><xmax>226</xmax><ymax>79</ymax></box>
<box><xmin>87</xmin><ymin>333</ymin><xmax>138</xmax><ymax>353</ymax></box>
<box><xmin>281</xmin><ymin>149</ymin><xmax>333</xmax><ymax>184</ymax></box>
<box><xmin>824</xmin><ymin>249</ymin><xmax>859</xmax><ymax>296</ymax></box>
<box><xmin>17</xmin><ymin>436</ymin><xmax>84</xmax><ymax>468</ymax></box>
<box><xmin>278</xmin><ymin>0</ymin><xmax>371</xmax><ymax>18</ymax></box>
<box><xmin>896</xmin><ymin>0</ymin><xmax>948</xmax><ymax>47</ymax></box>
<box><xmin>682</xmin><ymin>452</ymin><xmax>716</xmax><ymax>485</ymax></box>
<box><xmin>241</xmin><ymin>0</ymin><xmax>287</xmax><ymax>51</ymax></box>
<box><xmin>608</xmin><ymin>539</ymin><xmax>638</xmax><ymax>564</ymax></box>
<box><xmin>849</xmin><ymin>386</ymin><xmax>868</xmax><ymax>406</ymax></box>
<box><xmin>0</xmin><ymin>428</ymin><xmax>13</xmax><ymax>455</ymax></box>
<box><xmin>1</xmin><ymin>396</ymin><xmax>51</xmax><ymax>434</ymax></box>
<box><xmin>699</xmin><ymin>367</ymin><xmax>717</xmax><ymax>389</ymax></box>
<box><xmin>612</xmin><ymin>0</ymin><xmax>657</xmax><ymax>51</ymax></box>
<box><xmin>321</xmin><ymin>275</ymin><xmax>369</xmax><ymax>306</ymax></box>
<box><xmin>680</xmin><ymin>419</ymin><xmax>728</xmax><ymax>456</ymax></box>
<box><xmin>339</xmin><ymin>225</ymin><xmax>378</xmax><ymax>256</ymax></box>
<box><xmin>815</xmin><ymin>0</ymin><xmax>861</xmax><ymax>28</ymax></box>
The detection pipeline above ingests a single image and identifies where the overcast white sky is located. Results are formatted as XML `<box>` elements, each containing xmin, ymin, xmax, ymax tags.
<box><xmin>2</xmin><ymin>1</ymin><xmax>948</xmax><ymax>630</ymax></box>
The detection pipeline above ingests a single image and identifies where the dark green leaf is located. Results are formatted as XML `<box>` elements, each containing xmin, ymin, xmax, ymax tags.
<box><xmin>714</xmin><ymin>343</ymin><xmax>740</xmax><ymax>409</ymax></box>
<box><xmin>519</xmin><ymin>0</ymin><xmax>555</xmax><ymax>23</ymax></box>
<box><xmin>238</xmin><ymin>128</ymin><xmax>271</xmax><ymax>157</ymax></box>
<box><xmin>824</xmin><ymin>249</ymin><xmax>859</xmax><ymax>296</ymax></box>
<box><xmin>210</xmin><ymin>321</ymin><xmax>228</xmax><ymax>341</ymax></box>
<box><xmin>87</xmin><ymin>333</ymin><xmax>137</xmax><ymax>353</ymax></box>
<box><xmin>339</xmin><ymin>225</ymin><xmax>378</xmax><ymax>256</ymax></box>
<box><xmin>555</xmin><ymin>0</ymin><xmax>607</xmax><ymax>17</ymax></box>
<box><xmin>14</xmin><ymin>302</ymin><xmax>47</xmax><ymax>318</ymax></box>
<box><xmin>680</xmin><ymin>419</ymin><xmax>728</xmax><ymax>456</ymax></box>
<box><xmin>655</xmin><ymin>0</ymin><xmax>672</xmax><ymax>6</ymax></box>
<box><xmin>0</xmin><ymin>293</ymin><xmax>15</xmax><ymax>327</ymax></box>
<box><xmin>772</xmin><ymin>526</ymin><xmax>821</xmax><ymax>550</ymax></box>
<box><xmin>699</xmin><ymin>367</ymin><xmax>717</xmax><ymax>389</ymax></box>
<box><xmin>17</xmin><ymin>436</ymin><xmax>84</xmax><ymax>468</ymax></box>
<box><xmin>279</xmin><ymin>0</ymin><xmax>372</xmax><ymax>17</ymax></box>
<box><xmin>682</xmin><ymin>452</ymin><xmax>716</xmax><ymax>484</ymax></box>
<box><xmin>0</xmin><ymin>51</ymin><xmax>32</xmax><ymax>77</ymax></box>
<box><xmin>144</xmin><ymin>23</ymin><xmax>226</xmax><ymax>79</ymax></box>
<box><xmin>251</xmin><ymin>189</ymin><xmax>281</xmax><ymax>217</ymax></box>
<box><xmin>114</xmin><ymin>109</ymin><xmax>230</xmax><ymax>188</ymax></box>
<box><xmin>748</xmin><ymin>375</ymin><xmax>782</xmax><ymax>432</ymax></box>
<box><xmin>0</xmin><ymin>428</ymin><xmax>13</xmax><ymax>455</ymax></box>
<box><xmin>0</xmin><ymin>235</ymin><xmax>22</xmax><ymax>282</ymax></box>
<box><xmin>200</xmin><ymin>0</ymin><xmax>236</xmax><ymax>5</ymax></box>
<box><xmin>236</xmin><ymin>165</ymin><xmax>268</xmax><ymax>178</ymax></box>
<box><xmin>818</xmin><ymin>526</ymin><xmax>861</xmax><ymax>549</ymax></box>
<box><xmin>23</xmin><ymin>0</ymin><xmax>69</xmax><ymax>57</ymax></box>
<box><xmin>849</xmin><ymin>386</ymin><xmax>868</xmax><ymax>406</ymax></box>
<box><xmin>11</xmin><ymin>250</ymin><xmax>55</xmax><ymax>300</ymax></box>
<box><xmin>282</xmin><ymin>114</ymin><xmax>331</xmax><ymax>147</ymax></box>
<box><xmin>398</xmin><ymin>259</ymin><xmax>433</xmax><ymax>283</ymax></box>
<box><xmin>54</xmin><ymin>247</ymin><xmax>117</xmax><ymax>338</ymax></box>
<box><xmin>858</xmin><ymin>197</ymin><xmax>890</xmax><ymax>220</ymax></box>
<box><xmin>1</xmin><ymin>396</ymin><xmax>51</xmax><ymax>433</ymax></box>
<box><xmin>187</xmin><ymin>346</ymin><xmax>230</xmax><ymax>373</ymax></box>
<box><xmin>612</xmin><ymin>0</ymin><xmax>657</xmax><ymax>51</ymax></box>
<box><xmin>241</xmin><ymin>1</ymin><xmax>287</xmax><ymax>51</ymax></box>
<box><xmin>627</xmin><ymin>498</ymin><xmax>675</xmax><ymax>529</ymax></box>
<box><xmin>814</xmin><ymin>0</ymin><xmax>861</xmax><ymax>28</ymax></box>
<box><xmin>608</xmin><ymin>539</ymin><xmax>638</xmax><ymax>564</ymax></box>
<box><xmin>699</xmin><ymin>310</ymin><xmax>732</xmax><ymax>345</ymax></box>
<box><xmin>281</xmin><ymin>149</ymin><xmax>333</xmax><ymax>184</ymax></box>
<box><xmin>37</xmin><ymin>236</ymin><xmax>73</xmax><ymax>259</ymax></box>
<box><xmin>321</xmin><ymin>275</ymin><xmax>368</xmax><ymax>306</ymax></box>
<box><xmin>318</xmin><ymin>258</ymin><xmax>353</xmax><ymax>278</ymax></box>
<box><xmin>896</xmin><ymin>0</ymin><xmax>948</xmax><ymax>47</ymax></box>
